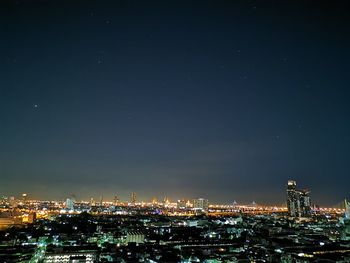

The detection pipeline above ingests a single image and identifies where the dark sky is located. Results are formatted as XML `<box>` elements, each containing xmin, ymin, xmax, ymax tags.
<box><xmin>1</xmin><ymin>0</ymin><xmax>350</xmax><ymax>205</ymax></box>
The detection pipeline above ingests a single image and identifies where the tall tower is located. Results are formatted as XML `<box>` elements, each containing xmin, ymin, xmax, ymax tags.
<box><xmin>299</xmin><ymin>189</ymin><xmax>311</xmax><ymax>217</ymax></box>
<box><xmin>287</xmin><ymin>180</ymin><xmax>298</xmax><ymax>217</ymax></box>
<box><xmin>287</xmin><ymin>180</ymin><xmax>312</xmax><ymax>217</ymax></box>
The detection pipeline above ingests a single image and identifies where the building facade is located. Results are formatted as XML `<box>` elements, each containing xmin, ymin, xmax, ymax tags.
<box><xmin>286</xmin><ymin>180</ymin><xmax>311</xmax><ymax>217</ymax></box>
<box><xmin>193</xmin><ymin>198</ymin><xmax>209</xmax><ymax>212</ymax></box>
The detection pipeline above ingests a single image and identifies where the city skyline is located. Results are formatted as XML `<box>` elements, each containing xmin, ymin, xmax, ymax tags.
<box><xmin>2</xmin><ymin>1</ymin><xmax>350</xmax><ymax>205</ymax></box>
<box><xmin>0</xmin><ymin>179</ymin><xmax>336</xmax><ymax>209</ymax></box>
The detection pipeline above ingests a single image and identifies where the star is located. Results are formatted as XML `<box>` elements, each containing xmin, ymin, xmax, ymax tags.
<box><xmin>34</xmin><ymin>104</ymin><xmax>38</xmax><ymax>108</ymax></box>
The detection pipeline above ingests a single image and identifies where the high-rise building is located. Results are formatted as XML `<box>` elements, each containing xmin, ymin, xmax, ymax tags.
<box><xmin>299</xmin><ymin>189</ymin><xmax>311</xmax><ymax>217</ymax></box>
<box><xmin>65</xmin><ymin>198</ymin><xmax>75</xmax><ymax>210</ymax></box>
<box><xmin>131</xmin><ymin>192</ymin><xmax>136</xmax><ymax>204</ymax></box>
<box><xmin>287</xmin><ymin>180</ymin><xmax>298</xmax><ymax>217</ymax></box>
<box><xmin>193</xmin><ymin>198</ymin><xmax>209</xmax><ymax>212</ymax></box>
<box><xmin>286</xmin><ymin>180</ymin><xmax>311</xmax><ymax>217</ymax></box>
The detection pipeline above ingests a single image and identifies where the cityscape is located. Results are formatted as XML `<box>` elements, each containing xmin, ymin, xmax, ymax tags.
<box><xmin>1</xmin><ymin>181</ymin><xmax>350</xmax><ymax>262</ymax></box>
<box><xmin>2</xmin><ymin>0</ymin><xmax>350</xmax><ymax>262</ymax></box>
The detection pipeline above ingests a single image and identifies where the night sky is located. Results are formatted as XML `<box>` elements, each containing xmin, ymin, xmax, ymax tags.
<box><xmin>1</xmin><ymin>1</ymin><xmax>350</xmax><ymax>205</ymax></box>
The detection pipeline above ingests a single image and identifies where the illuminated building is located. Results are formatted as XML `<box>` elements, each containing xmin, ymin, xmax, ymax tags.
<box><xmin>9</xmin><ymin>196</ymin><xmax>16</xmax><ymax>207</ymax></box>
<box><xmin>286</xmin><ymin>180</ymin><xmax>311</xmax><ymax>217</ymax></box>
<box><xmin>163</xmin><ymin>196</ymin><xmax>170</xmax><ymax>205</ymax></box>
<box><xmin>22</xmin><ymin>212</ymin><xmax>36</xmax><ymax>224</ymax></box>
<box><xmin>113</xmin><ymin>195</ymin><xmax>119</xmax><ymax>205</ymax></box>
<box><xmin>28</xmin><ymin>212</ymin><xmax>36</xmax><ymax>223</ymax></box>
<box><xmin>177</xmin><ymin>199</ymin><xmax>187</xmax><ymax>209</ymax></box>
<box><xmin>131</xmin><ymin>192</ymin><xmax>136</xmax><ymax>204</ymax></box>
<box><xmin>193</xmin><ymin>198</ymin><xmax>209</xmax><ymax>212</ymax></box>
<box><xmin>43</xmin><ymin>252</ymin><xmax>96</xmax><ymax>263</ymax></box>
<box><xmin>0</xmin><ymin>218</ymin><xmax>16</xmax><ymax>230</ymax></box>
<box><xmin>22</xmin><ymin>193</ymin><xmax>27</xmax><ymax>203</ymax></box>
<box><xmin>299</xmin><ymin>189</ymin><xmax>311</xmax><ymax>217</ymax></box>
<box><xmin>65</xmin><ymin>198</ymin><xmax>75</xmax><ymax>210</ymax></box>
<box><xmin>287</xmin><ymin>180</ymin><xmax>298</xmax><ymax>217</ymax></box>
<box><xmin>126</xmin><ymin>231</ymin><xmax>145</xmax><ymax>244</ymax></box>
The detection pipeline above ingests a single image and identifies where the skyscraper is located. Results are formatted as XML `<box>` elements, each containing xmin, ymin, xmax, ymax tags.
<box><xmin>286</xmin><ymin>180</ymin><xmax>311</xmax><ymax>217</ymax></box>
<box><xmin>299</xmin><ymin>189</ymin><xmax>311</xmax><ymax>217</ymax></box>
<box><xmin>287</xmin><ymin>180</ymin><xmax>298</xmax><ymax>217</ymax></box>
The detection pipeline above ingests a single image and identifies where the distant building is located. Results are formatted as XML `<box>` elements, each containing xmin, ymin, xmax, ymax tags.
<box><xmin>177</xmin><ymin>199</ymin><xmax>187</xmax><ymax>209</ymax></box>
<box><xmin>89</xmin><ymin>197</ymin><xmax>95</xmax><ymax>206</ymax></box>
<box><xmin>193</xmin><ymin>198</ymin><xmax>209</xmax><ymax>212</ymax></box>
<box><xmin>9</xmin><ymin>196</ymin><xmax>16</xmax><ymax>208</ymax></box>
<box><xmin>299</xmin><ymin>189</ymin><xmax>311</xmax><ymax>216</ymax></box>
<box><xmin>131</xmin><ymin>192</ymin><xmax>136</xmax><ymax>204</ymax></box>
<box><xmin>22</xmin><ymin>193</ymin><xmax>27</xmax><ymax>203</ymax></box>
<box><xmin>286</xmin><ymin>180</ymin><xmax>311</xmax><ymax>217</ymax></box>
<box><xmin>126</xmin><ymin>231</ymin><xmax>145</xmax><ymax>244</ymax></box>
<box><xmin>28</xmin><ymin>212</ymin><xmax>36</xmax><ymax>224</ymax></box>
<box><xmin>0</xmin><ymin>210</ymin><xmax>22</xmax><ymax>230</ymax></box>
<box><xmin>22</xmin><ymin>212</ymin><xmax>36</xmax><ymax>224</ymax></box>
<box><xmin>0</xmin><ymin>218</ymin><xmax>16</xmax><ymax>230</ymax></box>
<box><xmin>65</xmin><ymin>198</ymin><xmax>75</xmax><ymax>210</ymax></box>
<box><xmin>113</xmin><ymin>195</ymin><xmax>119</xmax><ymax>205</ymax></box>
<box><xmin>287</xmin><ymin>180</ymin><xmax>298</xmax><ymax>217</ymax></box>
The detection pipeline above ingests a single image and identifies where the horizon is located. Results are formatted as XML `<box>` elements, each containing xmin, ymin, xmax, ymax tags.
<box><xmin>0</xmin><ymin>179</ymin><xmax>345</xmax><ymax>207</ymax></box>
